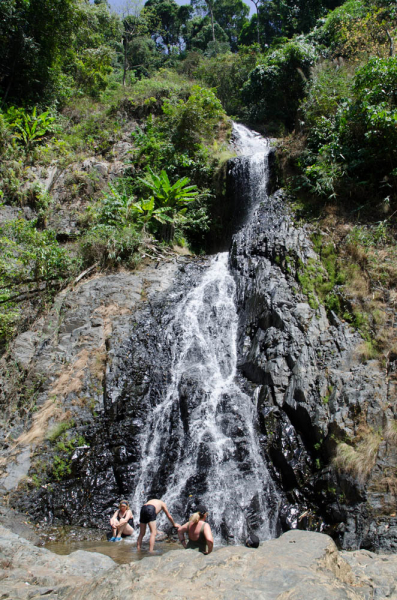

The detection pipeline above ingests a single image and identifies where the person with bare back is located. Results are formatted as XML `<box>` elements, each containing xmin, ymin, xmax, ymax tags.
<box><xmin>137</xmin><ymin>498</ymin><xmax>180</xmax><ymax>552</ymax></box>
<box><xmin>177</xmin><ymin>504</ymin><xmax>214</xmax><ymax>554</ymax></box>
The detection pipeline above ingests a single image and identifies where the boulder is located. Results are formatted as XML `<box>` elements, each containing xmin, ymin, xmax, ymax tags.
<box><xmin>0</xmin><ymin>524</ymin><xmax>115</xmax><ymax>599</ymax></box>
<box><xmin>59</xmin><ymin>530</ymin><xmax>394</xmax><ymax>600</ymax></box>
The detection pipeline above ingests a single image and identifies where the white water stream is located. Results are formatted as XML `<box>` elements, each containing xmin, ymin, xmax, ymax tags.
<box><xmin>130</xmin><ymin>124</ymin><xmax>279</xmax><ymax>543</ymax></box>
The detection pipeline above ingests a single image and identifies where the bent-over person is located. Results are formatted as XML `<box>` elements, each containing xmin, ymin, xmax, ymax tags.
<box><xmin>137</xmin><ymin>498</ymin><xmax>180</xmax><ymax>552</ymax></box>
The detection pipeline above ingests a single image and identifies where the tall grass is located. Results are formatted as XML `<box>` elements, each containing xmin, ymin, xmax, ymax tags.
<box><xmin>333</xmin><ymin>431</ymin><xmax>382</xmax><ymax>482</ymax></box>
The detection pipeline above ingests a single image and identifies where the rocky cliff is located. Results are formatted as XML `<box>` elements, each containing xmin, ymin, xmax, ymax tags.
<box><xmin>0</xmin><ymin>180</ymin><xmax>396</xmax><ymax>550</ymax></box>
<box><xmin>230</xmin><ymin>189</ymin><xmax>397</xmax><ymax>551</ymax></box>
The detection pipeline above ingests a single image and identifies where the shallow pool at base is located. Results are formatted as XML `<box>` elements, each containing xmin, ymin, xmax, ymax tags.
<box><xmin>45</xmin><ymin>538</ymin><xmax>181</xmax><ymax>564</ymax></box>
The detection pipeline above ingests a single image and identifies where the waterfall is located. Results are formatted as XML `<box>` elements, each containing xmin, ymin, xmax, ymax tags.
<box><xmin>130</xmin><ymin>124</ymin><xmax>280</xmax><ymax>543</ymax></box>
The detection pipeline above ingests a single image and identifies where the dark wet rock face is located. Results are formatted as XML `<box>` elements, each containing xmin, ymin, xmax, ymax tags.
<box><xmin>230</xmin><ymin>189</ymin><xmax>397</xmax><ymax>550</ymax></box>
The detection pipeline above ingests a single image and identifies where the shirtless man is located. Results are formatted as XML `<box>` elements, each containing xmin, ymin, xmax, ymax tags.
<box><xmin>137</xmin><ymin>498</ymin><xmax>180</xmax><ymax>552</ymax></box>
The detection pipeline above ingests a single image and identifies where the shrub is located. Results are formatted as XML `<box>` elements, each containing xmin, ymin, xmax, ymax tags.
<box><xmin>242</xmin><ymin>38</ymin><xmax>318</xmax><ymax>131</ymax></box>
<box><xmin>80</xmin><ymin>224</ymin><xmax>141</xmax><ymax>268</ymax></box>
<box><xmin>0</xmin><ymin>219</ymin><xmax>79</xmax><ymax>347</ymax></box>
<box><xmin>73</xmin><ymin>46</ymin><xmax>114</xmax><ymax>98</ymax></box>
<box><xmin>6</xmin><ymin>106</ymin><xmax>55</xmax><ymax>150</ymax></box>
<box><xmin>297</xmin><ymin>56</ymin><xmax>397</xmax><ymax>207</ymax></box>
<box><xmin>162</xmin><ymin>85</ymin><xmax>227</xmax><ymax>151</ymax></box>
<box><xmin>96</xmin><ymin>184</ymin><xmax>135</xmax><ymax>227</ymax></box>
<box><xmin>321</xmin><ymin>0</ymin><xmax>397</xmax><ymax>58</ymax></box>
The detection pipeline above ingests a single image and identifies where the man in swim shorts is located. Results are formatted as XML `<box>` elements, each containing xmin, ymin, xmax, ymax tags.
<box><xmin>137</xmin><ymin>498</ymin><xmax>180</xmax><ymax>552</ymax></box>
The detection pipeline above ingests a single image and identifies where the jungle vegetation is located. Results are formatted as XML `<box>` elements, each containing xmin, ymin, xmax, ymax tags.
<box><xmin>0</xmin><ymin>0</ymin><xmax>396</xmax><ymax>368</ymax></box>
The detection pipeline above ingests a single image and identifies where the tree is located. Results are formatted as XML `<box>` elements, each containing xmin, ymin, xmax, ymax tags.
<box><xmin>242</xmin><ymin>39</ymin><xmax>318</xmax><ymax>130</ymax></box>
<box><xmin>119</xmin><ymin>0</ymin><xmax>151</xmax><ymax>85</ymax></box>
<box><xmin>0</xmin><ymin>0</ymin><xmax>77</xmax><ymax>104</ymax></box>
<box><xmin>250</xmin><ymin>0</ymin><xmax>261</xmax><ymax>46</ymax></box>
<box><xmin>144</xmin><ymin>0</ymin><xmax>180</xmax><ymax>53</ymax></box>
<box><xmin>188</xmin><ymin>20</ymin><xmax>229</xmax><ymax>52</ymax></box>
<box><xmin>192</xmin><ymin>0</ymin><xmax>216</xmax><ymax>42</ymax></box>
<box><xmin>258</xmin><ymin>0</ymin><xmax>345</xmax><ymax>43</ymax></box>
<box><xmin>213</xmin><ymin>0</ymin><xmax>249</xmax><ymax>50</ymax></box>
<box><xmin>238</xmin><ymin>15</ymin><xmax>260</xmax><ymax>47</ymax></box>
<box><xmin>177</xmin><ymin>5</ymin><xmax>194</xmax><ymax>51</ymax></box>
<box><xmin>194</xmin><ymin>45</ymin><xmax>260</xmax><ymax>114</ymax></box>
<box><xmin>64</xmin><ymin>0</ymin><xmax>121</xmax><ymax>98</ymax></box>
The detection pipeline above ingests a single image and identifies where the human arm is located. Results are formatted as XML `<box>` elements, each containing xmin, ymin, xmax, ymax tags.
<box><xmin>177</xmin><ymin>522</ymin><xmax>189</xmax><ymax>548</ymax></box>
<box><xmin>203</xmin><ymin>523</ymin><xmax>214</xmax><ymax>555</ymax></box>
<box><xmin>110</xmin><ymin>510</ymin><xmax>119</xmax><ymax>527</ymax></box>
<box><xmin>161</xmin><ymin>502</ymin><xmax>180</xmax><ymax>528</ymax></box>
<box><xmin>117</xmin><ymin>509</ymin><xmax>133</xmax><ymax>526</ymax></box>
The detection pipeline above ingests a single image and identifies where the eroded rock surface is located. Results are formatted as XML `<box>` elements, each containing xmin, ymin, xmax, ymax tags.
<box><xmin>2</xmin><ymin>527</ymin><xmax>395</xmax><ymax>600</ymax></box>
<box><xmin>0</xmin><ymin>260</ymin><xmax>180</xmax><ymax>525</ymax></box>
<box><xmin>0</xmin><ymin>524</ymin><xmax>115</xmax><ymax>599</ymax></box>
<box><xmin>230</xmin><ymin>190</ymin><xmax>397</xmax><ymax>550</ymax></box>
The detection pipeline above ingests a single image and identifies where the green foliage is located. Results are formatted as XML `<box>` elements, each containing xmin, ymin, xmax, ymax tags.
<box><xmin>80</xmin><ymin>225</ymin><xmax>141</xmax><ymax>268</ymax></box>
<box><xmin>242</xmin><ymin>38</ymin><xmax>318</xmax><ymax>131</ymax></box>
<box><xmin>131</xmin><ymin>197</ymin><xmax>174</xmax><ymax>229</ymax></box>
<box><xmin>322</xmin><ymin>386</ymin><xmax>333</xmax><ymax>403</ymax></box>
<box><xmin>144</xmin><ymin>0</ymin><xmax>180</xmax><ymax>52</ymax></box>
<box><xmin>0</xmin><ymin>0</ymin><xmax>77</xmax><ymax>104</ymax></box>
<box><xmin>46</xmin><ymin>419</ymin><xmax>75</xmax><ymax>443</ymax></box>
<box><xmin>259</xmin><ymin>0</ymin><xmax>344</xmax><ymax>44</ymax></box>
<box><xmin>137</xmin><ymin>169</ymin><xmax>199</xmax><ymax>239</ymax></box>
<box><xmin>193</xmin><ymin>45</ymin><xmax>262</xmax><ymax>116</ymax></box>
<box><xmin>96</xmin><ymin>184</ymin><xmax>135</xmax><ymax>227</ymax></box>
<box><xmin>124</xmin><ymin>70</ymin><xmax>195</xmax><ymax>116</ymax></box>
<box><xmin>73</xmin><ymin>47</ymin><xmax>114</xmax><ymax>98</ymax></box>
<box><xmin>128</xmin><ymin>80</ymin><xmax>228</xmax><ymax>247</ymax></box>
<box><xmin>213</xmin><ymin>0</ymin><xmax>249</xmax><ymax>51</ymax></box>
<box><xmin>5</xmin><ymin>107</ymin><xmax>55</xmax><ymax>150</ymax></box>
<box><xmin>346</xmin><ymin>221</ymin><xmax>391</xmax><ymax>248</ymax></box>
<box><xmin>320</xmin><ymin>0</ymin><xmax>397</xmax><ymax>58</ymax></box>
<box><xmin>298</xmin><ymin>56</ymin><xmax>397</xmax><ymax>207</ymax></box>
<box><xmin>162</xmin><ymin>85</ymin><xmax>227</xmax><ymax>150</ymax></box>
<box><xmin>0</xmin><ymin>219</ymin><xmax>79</xmax><ymax>346</ymax></box>
<box><xmin>0</xmin><ymin>219</ymin><xmax>78</xmax><ymax>286</ymax></box>
<box><xmin>50</xmin><ymin>431</ymin><xmax>87</xmax><ymax>481</ymax></box>
<box><xmin>139</xmin><ymin>169</ymin><xmax>199</xmax><ymax>211</ymax></box>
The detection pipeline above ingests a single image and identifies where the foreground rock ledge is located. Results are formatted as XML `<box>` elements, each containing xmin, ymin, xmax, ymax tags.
<box><xmin>2</xmin><ymin>527</ymin><xmax>397</xmax><ymax>599</ymax></box>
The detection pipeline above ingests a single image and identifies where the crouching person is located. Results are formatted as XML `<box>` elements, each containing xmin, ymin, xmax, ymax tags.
<box><xmin>109</xmin><ymin>500</ymin><xmax>134</xmax><ymax>542</ymax></box>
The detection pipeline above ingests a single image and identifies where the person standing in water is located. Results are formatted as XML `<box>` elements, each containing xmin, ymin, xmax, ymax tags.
<box><xmin>137</xmin><ymin>498</ymin><xmax>180</xmax><ymax>552</ymax></box>
<box><xmin>177</xmin><ymin>504</ymin><xmax>214</xmax><ymax>554</ymax></box>
<box><xmin>109</xmin><ymin>500</ymin><xmax>134</xmax><ymax>541</ymax></box>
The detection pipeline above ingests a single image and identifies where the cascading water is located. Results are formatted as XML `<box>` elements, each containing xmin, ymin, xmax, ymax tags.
<box><xmin>226</xmin><ymin>123</ymin><xmax>270</xmax><ymax>227</ymax></box>
<box><xmin>130</xmin><ymin>124</ymin><xmax>280</xmax><ymax>543</ymax></box>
